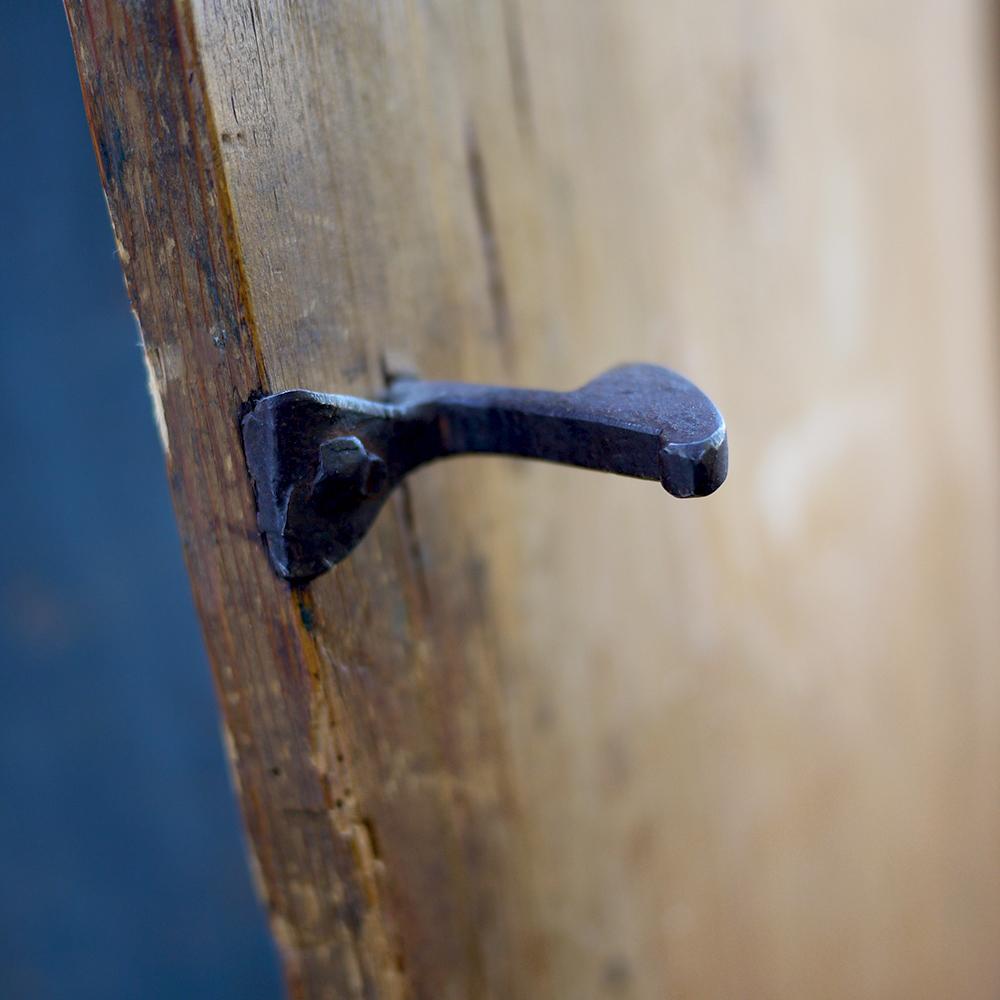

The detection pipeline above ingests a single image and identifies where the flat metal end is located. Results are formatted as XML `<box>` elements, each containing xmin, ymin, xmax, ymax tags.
<box><xmin>659</xmin><ymin>426</ymin><xmax>728</xmax><ymax>498</ymax></box>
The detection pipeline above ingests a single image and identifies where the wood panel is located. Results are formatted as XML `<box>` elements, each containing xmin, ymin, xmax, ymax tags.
<box><xmin>68</xmin><ymin>1</ymin><xmax>1000</xmax><ymax>997</ymax></box>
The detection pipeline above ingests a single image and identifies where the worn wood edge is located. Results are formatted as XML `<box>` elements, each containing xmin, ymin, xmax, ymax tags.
<box><xmin>64</xmin><ymin>2</ymin><xmax>408</xmax><ymax>995</ymax></box>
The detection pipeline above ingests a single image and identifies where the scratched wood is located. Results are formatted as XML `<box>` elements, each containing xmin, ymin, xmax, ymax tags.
<box><xmin>67</xmin><ymin>1</ymin><xmax>1000</xmax><ymax>998</ymax></box>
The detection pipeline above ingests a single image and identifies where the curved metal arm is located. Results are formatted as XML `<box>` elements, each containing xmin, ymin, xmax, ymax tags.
<box><xmin>242</xmin><ymin>364</ymin><xmax>727</xmax><ymax>580</ymax></box>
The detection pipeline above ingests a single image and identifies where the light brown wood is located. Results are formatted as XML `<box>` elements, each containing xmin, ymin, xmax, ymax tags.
<box><xmin>68</xmin><ymin>1</ymin><xmax>1000</xmax><ymax>997</ymax></box>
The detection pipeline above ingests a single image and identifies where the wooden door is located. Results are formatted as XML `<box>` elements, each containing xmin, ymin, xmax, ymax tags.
<box><xmin>67</xmin><ymin>2</ymin><xmax>1000</xmax><ymax>997</ymax></box>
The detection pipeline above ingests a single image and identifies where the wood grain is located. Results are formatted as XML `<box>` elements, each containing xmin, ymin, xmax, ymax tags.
<box><xmin>68</xmin><ymin>1</ymin><xmax>1000</xmax><ymax>998</ymax></box>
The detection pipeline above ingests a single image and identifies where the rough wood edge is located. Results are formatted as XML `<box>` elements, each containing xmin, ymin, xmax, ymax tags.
<box><xmin>64</xmin><ymin>2</ymin><xmax>407</xmax><ymax>995</ymax></box>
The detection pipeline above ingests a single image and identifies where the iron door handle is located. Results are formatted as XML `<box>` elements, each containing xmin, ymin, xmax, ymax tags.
<box><xmin>242</xmin><ymin>363</ymin><xmax>727</xmax><ymax>581</ymax></box>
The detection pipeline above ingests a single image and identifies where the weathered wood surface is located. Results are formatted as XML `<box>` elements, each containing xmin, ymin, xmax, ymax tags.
<box><xmin>68</xmin><ymin>1</ymin><xmax>1000</xmax><ymax>997</ymax></box>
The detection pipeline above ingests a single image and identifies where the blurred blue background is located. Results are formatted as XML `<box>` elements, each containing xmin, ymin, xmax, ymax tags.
<box><xmin>0</xmin><ymin>6</ymin><xmax>282</xmax><ymax>998</ymax></box>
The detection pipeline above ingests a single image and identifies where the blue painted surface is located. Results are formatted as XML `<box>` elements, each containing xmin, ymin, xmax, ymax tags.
<box><xmin>0</xmin><ymin>7</ymin><xmax>283</xmax><ymax>998</ymax></box>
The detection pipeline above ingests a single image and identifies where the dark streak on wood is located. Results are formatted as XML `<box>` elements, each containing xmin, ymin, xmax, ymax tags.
<box><xmin>465</xmin><ymin>121</ymin><xmax>513</xmax><ymax>360</ymax></box>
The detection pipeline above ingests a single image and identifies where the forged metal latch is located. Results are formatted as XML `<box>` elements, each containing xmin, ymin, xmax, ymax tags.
<box><xmin>241</xmin><ymin>363</ymin><xmax>728</xmax><ymax>581</ymax></box>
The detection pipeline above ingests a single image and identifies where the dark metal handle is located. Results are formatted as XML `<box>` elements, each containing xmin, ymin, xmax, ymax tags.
<box><xmin>242</xmin><ymin>363</ymin><xmax>727</xmax><ymax>580</ymax></box>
